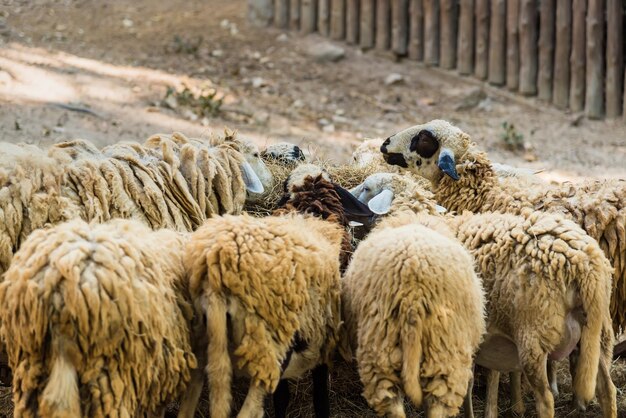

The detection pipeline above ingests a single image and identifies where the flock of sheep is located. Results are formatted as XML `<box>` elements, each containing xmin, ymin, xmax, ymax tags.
<box><xmin>0</xmin><ymin>119</ymin><xmax>624</xmax><ymax>418</ymax></box>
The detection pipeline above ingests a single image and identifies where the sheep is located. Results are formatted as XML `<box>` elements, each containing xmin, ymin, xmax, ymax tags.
<box><xmin>261</xmin><ymin>142</ymin><xmax>307</xmax><ymax>165</ymax></box>
<box><xmin>380</xmin><ymin>119</ymin><xmax>626</xmax><ymax>335</ymax></box>
<box><xmin>341</xmin><ymin>210</ymin><xmax>486</xmax><ymax>418</ymax></box>
<box><xmin>0</xmin><ymin>219</ymin><xmax>197</xmax><ymax>417</ymax></box>
<box><xmin>352</xmin><ymin>173</ymin><xmax>618</xmax><ymax>418</ymax></box>
<box><xmin>183</xmin><ymin>213</ymin><xmax>344</xmax><ymax>418</ymax></box>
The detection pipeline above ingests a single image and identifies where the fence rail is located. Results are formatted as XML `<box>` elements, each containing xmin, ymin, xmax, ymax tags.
<box><xmin>253</xmin><ymin>0</ymin><xmax>626</xmax><ymax>120</ymax></box>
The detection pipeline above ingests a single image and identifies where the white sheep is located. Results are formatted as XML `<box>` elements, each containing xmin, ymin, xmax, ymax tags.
<box><xmin>341</xmin><ymin>210</ymin><xmax>486</xmax><ymax>418</ymax></box>
<box><xmin>182</xmin><ymin>213</ymin><xmax>344</xmax><ymax>418</ymax></box>
<box><xmin>352</xmin><ymin>172</ymin><xmax>618</xmax><ymax>418</ymax></box>
<box><xmin>0</xmin><ymin>219</ymin><xmax>197</xmax><ymax>417</ymax></box>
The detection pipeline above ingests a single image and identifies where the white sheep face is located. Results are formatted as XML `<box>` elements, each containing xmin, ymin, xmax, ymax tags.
<box><xmin>380</xmin><ymin>119</ymin><xmax>470</xmax><ymax>185</ymax></box>
<box><xmin>350</xmin><ymin>173</ymin><xmax>397</xmax><ymax>214</ymax></box>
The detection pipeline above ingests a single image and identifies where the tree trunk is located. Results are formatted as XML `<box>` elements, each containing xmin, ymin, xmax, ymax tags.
<box><xmin>506</xmin><ymin>0</ymin><xmax>520</xmax><ymax>90</ymax></box>
<box><xmin>290</xmin><ymin>0</ymin><xmax>301</xmax><ymax>30</ymax></box>
<box><xmin>585</xmin><ymin>0</ymin><xmax>604</xmax><ymax>119</ymax></box>
<box><xmin>488</xmin><ymin>0</ymin><xmax>506</xmax><ymax>85</ymax></box>
<box><xmin>569</xmin><ymin>0</ymin><xmax>586</xmax><ymax>112</ymax></box>
<box><xmin>519</xmin><ymin>0</ymin><xmax>538</xmax><ymax>95</ymax></box>
<box><xmin>440</xmin><ymin>0</ymin><xmax>457</xmax><ymax>69</ymax></box>
<box><xmin>538</xmin><ymin>0</ymin><xmax>556</xmax><ymax>101</ymax></box>
<box><xmin>423</xmin><ymin>0</ymin><xmax>440</xmax><ymax>66</ymax></box>
<box><xmin>330</xmin><ymin>0</ymin><xmax>346</xmax><ymax>39</ymax></box>
<box><xmin>408</xmin><ymin>0</ymin><xmax>425</xmax><ymax>60</ymax></box>
<box><xmin>552</xmin><ymin>0</ymin><xmax>571</xmax><ymax>109</ymax></box>
<box><xmin>376</xmin><ymin>0</ymin><xmax>392</xmax><ymax>50</ymax></box>
<box><xmin>457</xmin><ymin>0</ymin><xmax>474</xmax><ymax>75</ymax></box>
<box><xmin>606</xmin><ymin>0</ymin><xmax>623</xmax><ymax>118</ymax></box>
<box><xmin>359</xmin><ymin>0</ymin><xmax>375</xmax><ymax>47</ymax></box>
<box><xmin>392</xmin><ymin>0</ymin><xmax>410</xmax><ymax>55</ymax></box>
<box><xmin>475</xmin><ymin>0</ymin><xmax>489</xmax><ymax>79</ymax></box>
<box><xmin>248</xmin><ymin>0</ymin><xmax>274</xmax><ymax>27</ymax></box>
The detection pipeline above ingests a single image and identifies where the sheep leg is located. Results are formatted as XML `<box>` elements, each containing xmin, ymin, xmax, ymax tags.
<box><xmin>520</xmin><ymin>350</ymin><xmax>554</xmax><ymax>418</ymax></box>
<box><xmin>177</xmin><ymin>367</ymin><xmax>205</xmax><ymax>418</ymax></box>
<box><xmin>546</xmin><ymin>361</ymin><xmax>558</xmax><ymax>396</ymax></box>
<box><xmin>312</xmin><ymin>364</ymin><xmax>330</xmax><ymax>418</ymax></box>
<box><xmin>237</xmin><ymin>383</ymin><xmax>266</xmax><ymax>418</ymax></box>
<box><xmin>272</xmin><ymin>379</ymin><xmax>290</xmax><ymax>418</ymax></box>
<box><xmin>510</xmin><ymin>371</ymin><xmax>525</xmax><ymax>416</ymax></box>
<box><xmin>484</xmin><ymin>370</ymin><xmax>499</xmax><ymax>418</ymax></box>
<box><xmin>462</xmin><ymin>364</ymin><xmax>474</xmax><ymax>418</ymax></box>
<box><xmin>594</xmin><ymin>324</ymin><xmax>617</xmax><ymax>418</ymax></box>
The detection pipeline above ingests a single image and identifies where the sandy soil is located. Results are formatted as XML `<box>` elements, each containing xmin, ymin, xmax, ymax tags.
<box><xmin>0</xmin><ymin>1</ymin><xmax>625</xmax><ymax>417</ymax></box>
<box><xmin>1</xmin><ymin>0</ymin><xmax>625</xmax><ymax>181</ymax></box>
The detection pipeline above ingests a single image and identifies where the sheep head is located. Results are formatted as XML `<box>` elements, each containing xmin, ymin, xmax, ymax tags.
<box><xmin>261</xmin><ymin>142</ymin><xmax>306</xmax><ymax>166</ymax></box>
<box><xmin>235</xmin><ymin>138</ymin><xmax>275</xmax><ymax>200</ymax></box>
<box><xmin>380</xmin><ymin>120</ymin><xmax>472</xmax><ymax>185</ymax></box>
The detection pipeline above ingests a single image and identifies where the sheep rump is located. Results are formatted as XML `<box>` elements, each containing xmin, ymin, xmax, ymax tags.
<box><xmin>0</xmin><ymin>219</ymin><xmax>197</xmax><ymax>417</ymax></box>
<box><xmin>341</xmin><ymin>212</ymin><xmax>486</xmax><ymax>418</ymax></box>
<box><xmin>185</xmin><ymin>213</ymin><xmax>343</xmax><ymax>418</ymax></box>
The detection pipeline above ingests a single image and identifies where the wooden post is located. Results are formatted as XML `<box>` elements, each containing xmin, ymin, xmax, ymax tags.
<box><xmin>506</xmin><ymin>0</ymin><xmax>520</xmax><ymax>90</ymax></box>
<box><xmin>457</xmin><ymin>0</ymin><xmax>474</xmax><ymax>75</ymax></box>
<box><xmin>330</xmin><ymin>0</ymin><xmax>346</xmax><ymax>40</ymax></box>
<box><xmin>301</xmin><ymin>0</ymin><xmax>317</xmax><ymax>33</ymax></box>
<box><xmin>519</xmin><ymin>0</ymin><xmax>538</xmax><ymax>95</ymax></box>
<box><xmin>248</xmin><ymin>0</ymin><xmax>274</xmax><ymax>27</ymax></box>
<box><xmin>488</xmin><ymin>0</ymin><xmax>506</xmax><ymax>85</ymax></box>
<box><xmin>376</xmin><ymin>0</ymin><xmax>391</xmax><ymax>50</ymax></box>
<box><xmin>606</xmin><ymin>0</ymin><xmax>623</xmax><ymax>118</ymax></box>
<box><xmin>423</xmin><ymin>0</ymin><xmax>440</xmax><ymax>65</ymax></box>
<box><xmin>570</xmin><ymin>0</ymin><xmax>586</xmax><ymax>112</ymax></box>
<box><xmin>360</xmin><ymin>0</ymin><xmax>375</xmax><ymax>48</ymax></box>
<box><xmin>408</xmin><ymin>0</ymin><xmax>424</xmax><ymax>60</ymax></box>
<box><xmin>290</xmin><ymin>0</ymin><xmax>301</xmax><ymax>30</ymax></box>
<box><xmin>585</xmin><ymin>0</ymin><xmax>604</xmax><ymax>119</ymax></box>
<box><xmin>439</xmin><ymin>0</ymin><xmax>457</xmax><ymax>69</ymax></box>
<box><xmin>346</xmin><ymin>0</ymin><xmax>359</xmax><ymax>43</ymax></box>
<box><xmin>552</xmin><ymin>0</ymin><xmax>571</xmax><ymax>109</ymax></box>
<box><xmin>392</xmin><ymin>0</ymin><xmax>410</xmax><ymax>55</ymax></box>
<box><xmin>318</xmin><ymin>0</ymin><xmax>330</xmax><ymax>35</ymax></box>
<box><xmin>275</xmin><ymin>0</ymin><xmax>290</xmax><ymax>27</ymax></box>
<box><xmin>475</xmin><ymin>0</ymin><xmax>489</xmax><ymax>79</ymax></box>
<box><xmin>538</xmin><ymin>0</ymin><xmax>556</xmax><ymax>101</ymax></box>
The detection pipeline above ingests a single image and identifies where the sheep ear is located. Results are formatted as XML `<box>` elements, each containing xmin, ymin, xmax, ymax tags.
<box><xmin>241</xmin><ymin>161</ymin><xmax>264</xmax><ymax>194</ymax></box>
<box><xmin>367</xmin><ymin>189</ymin><xmax>394</xmax><ymax>215</ymax></box>
<box><xmin>437</xmin><ymin>148</ymin><xmax>459</xmax><ymax>181</ymax></box>
<box><xmin>333</xmin><ymin>184</ymin><xmax>375</xmax><ymax>218</ymax></box>
<box><xmin>349</xmin><ymin>183</ymin><xmax>363</xmax><ymax>197</ymax></box>
<box><xmin>348</xmin><ymin>221</ymin><xmax>364</xmax><ymax>227</ymax></box>
<box><xmin>435</xmin><ymin>204</ymin><xmax>447</xmax><ymax>213</ymax></box>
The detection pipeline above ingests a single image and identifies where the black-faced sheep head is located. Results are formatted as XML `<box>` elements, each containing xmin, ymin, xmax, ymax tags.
<box><xmin>278</xmin><ymin>164</ymin><xmax>376</xmax><ymax>228</ymax></box>
<box><xmin>380</xmin><ymin>119</ymin><xmax>472</xmax><ymax>185</ymax></box>
<box><xmin>261</xmin><ymin>142</ymin><xmax>307</xmax><ymax>166</ymax></box>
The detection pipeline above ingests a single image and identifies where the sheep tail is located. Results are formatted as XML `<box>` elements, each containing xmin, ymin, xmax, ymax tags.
<box><xmin>40</xmin><ymin>336</ymin><xmax>81</xmax><ymax>417</ymax></box>
<box><xmin>401</xmin><ymin>307</ymin><xmax>423</xmax><ymax>407</ymax></box>
<box><xmin>573</xmin><ymin>261</ymin><xmax>610</xmax><ymax>403</ymax></box>
<box><xmin>206</xmin><ymin>291</ymin><xmax>232</xmax><ymax>418</ymax></box>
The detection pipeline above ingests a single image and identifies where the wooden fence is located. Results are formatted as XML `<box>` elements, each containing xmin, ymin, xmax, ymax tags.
<box><xmin>256</xmin><ymin>0</ymin><xmax>626</xmax><ymax>120</ymax></box>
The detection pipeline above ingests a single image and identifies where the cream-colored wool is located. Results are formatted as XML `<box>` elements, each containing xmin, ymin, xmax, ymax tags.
<box><xmin>382</xmin><ymin>119</ymin><xmax>626</xmax><ymax>333</ymax></box>
<box><xmin>184</xmin><ymin>214</ymin><xmax>343</xmax><ymax>418</ymax></box>
<box><xmin>341</xmin><ymin>212</ymin><xmax>486</xmax><ymax>418</ymax></box>
<box><xmin>0</xmin><ymin>143</ymin><xmax>80</xmax><ymax>275</ymax></box>
<box><xmin>350</xmin><ymin>172</ymin><xmax>440</xmax><ymax>216</ymax></box>
<box><xmin>0</xmin><ymin>219</ymin><xmax>197</xmax><ymax>417</ymax></box>
<box><xmin>353</xmin><ymin>173</ymin><xmax>618</xmax><ymax>417</ymax></box>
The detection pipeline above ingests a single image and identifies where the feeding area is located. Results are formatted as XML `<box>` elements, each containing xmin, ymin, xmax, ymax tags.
<box><xmin>0</xmin><ymin>0</ymin><xmax>625</xmax><ymax>417</ymax></box>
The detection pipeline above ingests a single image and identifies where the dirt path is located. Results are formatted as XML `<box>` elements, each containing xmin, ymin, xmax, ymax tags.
<box><xmin>1</xmin><ymin>0</ymin><xmax>625</xmax><ymax>180</ymax></box>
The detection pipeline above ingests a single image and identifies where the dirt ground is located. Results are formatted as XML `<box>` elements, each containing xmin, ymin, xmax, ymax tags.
<box><xmin>1</xmin><ymin>0</ymin><xmax>626</xmax><ymax>417</ymax></box>
<box><xmin>1</xmin><ymin>0</ymin><xmax>625</xmax><ymax>181</ymax></box>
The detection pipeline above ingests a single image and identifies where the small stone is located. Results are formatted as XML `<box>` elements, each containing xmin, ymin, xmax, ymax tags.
<box><xmin>201</xmin><ymin>117</ymin><xmax>210</xmax><ymax>126</ymax></box>
<box><xmin>122</xmin><ymin>18</ymin><xmax>134</xmax><ymax>28</ymax></box>
<box><xmin>332</xmin><ymin>115</ymin><xmax>349</xmax><ymax>124</ymax></box>
<box><xmin>220</xmin><ymin>19</ymin><xmax>230</xmax><ymax>29</ymax></box>
<box><xmin>292</xmin><ymin>99</ymin><xmax>304</xmax><ymax>108</ymax></box>
<box><xmin>251</xmin><ymin>77</ymin><xmax>266</xmax><ymax>88</ymax></box>
<box><xmin>211</xmin><ymin>49</ymin><xmax>224</xmax><ymax>57</ymax></box>
<box><xmin>523</xmin><ymin>152</ymin><xmax>538</xmax><ymax>162</ymax></box>
<box><xmin>252</xmin><ymin>51</ymin><xmax>262</xmax><ymax>59</ymax></box>
<box><xmin>454</xmin><ymin>88</ymin><xmax>488</xmax><ymax>111</ymax></box>
<box><xmin>477</xmin><ymin>97</ymin><xmax>493</xmax><ymax>112</ymax></box>
<box><xmin>570</xmin><ymin>113</ymin><xmax>584</xmax><ymax>127</ymax></box>
<box><xmin>384</xmin><ymin>73</ymin><xmax>404</xmax><ymax>86</ymax></box>
<box><xmin>183</xmin><ymin>109</ymin><xmax>198</xmax><ymax>121</ymax></box>
<box><xmin>306</xmin><ymin>43</ymin><xmax>345</xmax><ymax>62</ymax></box>
<box><xmin>254</xmin><ymin>111</ymin><xmax>270</xmax><ymax>125</ymax></box>
<box><xmin>163</xmin><ymin>95</ymin><xmax>178</xmax><ymax>109</ymax></box>
<box><xmin>318</xmin><ymin>118</ymin><xmax>331</xmax><ymax>126</ymax></box>
<box><xmin>276</xmin><ymin>33</ymin><xmax>289</xmax><ymax>42</ymax></box>
<box><xmin>335</xmin><ymin>108</ymin><xmax>345</xmax><ymax>116</ymax></box>
<box><xmin>322</xmin><ymin>124</ymin><xmax>336</xmax><ymax>133</ymax></box>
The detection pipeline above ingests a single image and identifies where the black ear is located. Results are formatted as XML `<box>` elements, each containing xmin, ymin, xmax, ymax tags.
<box><xmin>293</xmin><ymin>146</ymin><xmax>306</xmax><ymax>161</ymax></box>
<box><xmin>409</xmin><ymin>130</ymin><xmax>439</xmax><ymax>158</ymax></box>
<box><xmin>276</xmin><ymin>193</ymin><xmax>290</xmax><ymax>207</ymax></box>
<box><xmin>333</xmin><ymin>184</ymin><xmax>376</xmax><ymax>226</ymax></box>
